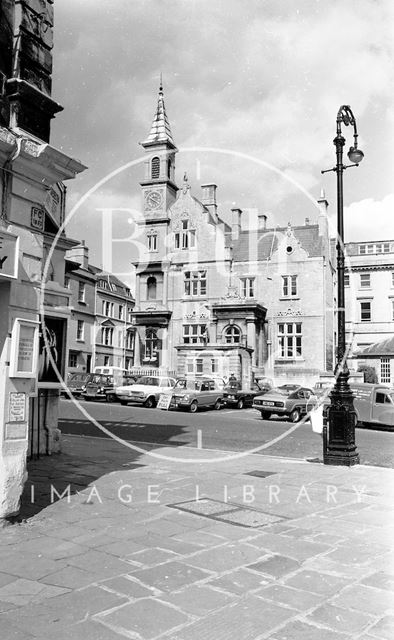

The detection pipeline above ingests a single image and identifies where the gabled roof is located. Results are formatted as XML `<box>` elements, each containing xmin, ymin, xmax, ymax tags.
<box><xmin>141</xmin><ymin>81</ymin><xmax>176</xmax><ymax>148</ymax></box>
<box><xmin>90</xmin><ymin>265</ymin><xmax>134</xmax><ymax>299</ymax></box>
<box><xmin>232</xmin><ymin>224</ymin><xmax>324</xmax><ymax>262</ymax></box>
<box><xmin>358</xmin><ymin>337</ymin><xmax>394</xmax><ymax>357</ymax></box>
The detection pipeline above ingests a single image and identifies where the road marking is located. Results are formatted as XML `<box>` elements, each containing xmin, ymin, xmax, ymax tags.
<box><xmin>197</xmin><ymin>429</ymin><xmax>202</xmax><ymax>449</ymax></box>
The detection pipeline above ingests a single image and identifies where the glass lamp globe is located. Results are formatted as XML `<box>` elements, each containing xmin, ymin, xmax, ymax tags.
<box><xmin>347</xmin><ymin>146</ymin><xmax>364</xmax><ymax>163</ymax></box>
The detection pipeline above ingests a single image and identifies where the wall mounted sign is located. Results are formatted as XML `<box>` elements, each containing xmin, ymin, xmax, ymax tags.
<box><xmin>9</xmin><ymin>319</ymin><xmax>39</xmax><ymax>378</ymax></box>
<box><xmin>31</xmin><ymin>206</ymin><xmax>45</xmax><ymax>231</ymax></box>
<box><xmin>5</xmin><ymin>422</ymin><xmax>28</xmax><ymax>441</ymax></box>
<box><xmin>0</xmin><ymin>230</ymin><xmax>19</xmax><ymax>279</ymax></box>
<box><xmin>8</xmin><ymin>392</ymin><xmax>26</xmax><ymax>422</ymax></box>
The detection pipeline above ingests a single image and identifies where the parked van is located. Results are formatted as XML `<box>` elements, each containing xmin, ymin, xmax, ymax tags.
<box><xmin>324</xmin><ymin>383</ymin><xmax>394</xmax><ymax>430</ymax></box>
<box><xmin>351</xmin><ymin>384</ymin><xmax>394</xmax><ymax>429</ymax></box>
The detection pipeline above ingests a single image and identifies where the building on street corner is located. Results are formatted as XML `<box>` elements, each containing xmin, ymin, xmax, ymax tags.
<box><xmin>344</xmin><ymin>239</ymin><xmax>394</xmax><ymax>385</ymax></box>
<box><xmin>131</xmin><ymin>83</ymin><xmax>335</xmax><ymax>387</ymax></box>
<box><xmin>0</xmin><ymin>0</ymin><xmax>86</xmax><ymax>519</ymax></box>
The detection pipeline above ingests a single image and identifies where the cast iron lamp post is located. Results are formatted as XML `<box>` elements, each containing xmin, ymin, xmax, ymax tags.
<box><xmin>322</xmin><ymin>105</ymin><xmax>364</xmax><ymax>466</ymax></box>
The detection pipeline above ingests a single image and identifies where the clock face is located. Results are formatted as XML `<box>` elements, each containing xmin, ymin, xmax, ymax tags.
<box><xmin>146</xmin><ymin>190</ymin><xmax>163</xmax><ymax>210</ymax></box>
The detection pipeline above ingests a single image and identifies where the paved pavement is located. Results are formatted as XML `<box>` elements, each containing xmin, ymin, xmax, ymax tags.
<box><xmin>1</xmin><ymin>434</ymin><xmax>394</xmax><ymax>639</ymax></box>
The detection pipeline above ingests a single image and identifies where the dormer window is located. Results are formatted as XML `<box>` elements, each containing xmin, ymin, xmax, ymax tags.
<box><xmin>151</xmin><ymin>156</ymin><xmax>160</xmax><ymax>179</ymax></box>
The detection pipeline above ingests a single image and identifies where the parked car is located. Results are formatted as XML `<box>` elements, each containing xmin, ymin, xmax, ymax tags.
<box><xmin>170</xmin><ymin>377</ymin><xmax>224</xmax><ymax>413</ymax></box>
<box><xmin>82</xmin><ymin>374</ymin><xmax>137</xmax><ymax>402</ymax></box>
<box><xmin>63</xmin><ymin>372</ymin><xmax>93</xmax><ymax>397</ymax></box>
<box><xmin>222</xmin><ymin>381</ymin><xmax>267</xmax><ymax>409</ymax></box>
<box><xmin>313</xmin><ymin>380</ymin><xmax>334</xmax><ymax>397</ymax></box>
<box><xmin>253</xmin><ymin>386</ymin><xmax>317</xmax><ymax>422</ymax></box>
<box><xmin>115</xmin><ymin>376</ymin><xmax>176</xmax><ymax>407</ymax></box>
<box><xmin>323</xmin><ymin>383</ymin><xmax>394</xmax><ymax>430</ymax></box>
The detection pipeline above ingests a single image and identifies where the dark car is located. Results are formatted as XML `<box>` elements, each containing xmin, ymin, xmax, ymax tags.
<box><xmin>222</xmin><ymin>381</ymin><xmax>267</xmax><ymax>409</ymax></box>
<box><xmin>82</xmin><ymin>374</ymin><xmax>137</xmax><ymax>402</ymax></box>
<box><xmin>64</xmin><ymin>373</ymin><xmax>93</xmax><ymax>397</ymax></box>
<box><xmin>253</xmin><ymin>386</ymin><xmax>317</xmax><ymax>422</ymax></box>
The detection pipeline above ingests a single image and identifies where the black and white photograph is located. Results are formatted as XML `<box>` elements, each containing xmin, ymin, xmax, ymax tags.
<box><xmin>0</xmin><ymin>0</ymin><xmax>393</xmax><ymax>638</ymax></box>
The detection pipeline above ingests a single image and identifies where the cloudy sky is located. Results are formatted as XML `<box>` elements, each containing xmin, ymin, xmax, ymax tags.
<box><xmin>50</xmin><ymin>0</ymin><xmax>393</xmax><ymax>269</ymax></box>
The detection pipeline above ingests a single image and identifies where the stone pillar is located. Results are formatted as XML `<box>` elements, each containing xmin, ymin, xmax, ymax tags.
<box><xmin>135</xmin><ymin>275</ymin><xmax>141</xmax><ymax>307</ymax></box>
<box><xmin>134</xmin><ymin>329</ymin><xmax>141</xmax><ymax>366</ymax></box>
<box><xmin>246</xmin><ymin>318</ymin><xmax>256</xmax><ymax>366</ymax></box>
<box><xmin>163</xmin><ymin>270</ymin><xmax>168</xmax><ymax>306</ymax></box>
<box><xmin>211</xmin><ymin>318</ymin><xmax>218</xmax><ymax>344</ymax></box>
<box><xmin>160</xmin><ymin>327</ymin><xmax>168</xmax><ymax>368</ymax></box>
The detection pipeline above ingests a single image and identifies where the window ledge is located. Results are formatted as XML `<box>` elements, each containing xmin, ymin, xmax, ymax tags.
<box><xmin>76</xmin><ymin>339</ymin><xmax>85</xmax><ymax>343</ymax></box>
<box><xmin>279</xmin><ymin>297</ymin><xmax>300</xmax><ymax>301</ymax></box>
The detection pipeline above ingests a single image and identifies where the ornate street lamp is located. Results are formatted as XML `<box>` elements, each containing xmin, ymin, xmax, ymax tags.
<box><xmin>322</xmin><ymin>105</ymin><xmax>364</xmax><ymax>466</ymax></box>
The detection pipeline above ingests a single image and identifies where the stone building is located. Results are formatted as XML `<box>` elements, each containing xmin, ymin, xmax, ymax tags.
<box><xmin>65</xmin><ymin>242</ymin><xmax>96</xmax><ymax>375</ymax></box>
<box><xmin>65</xmin><ymin>243</ymin><xmax>135</xmax><ymax>375</ymax></box>
<box><xmin>0</xmin><ymin>1</ymin><xmax>85</xmax><ymax>519</ymax></box>
<box><xmin>344</xmin><ymin>239</ymin><xmax>394</xmax><ymax>385</ymax></box>
<box><xmin>131</xmin><ymin>84</ymin><xmax>334</xmax><ymax>387</ymax></box>
<box><xmin>91</xmin><ymin>266</ymin><xmax>135</xmax><ymax>372</ymax></box>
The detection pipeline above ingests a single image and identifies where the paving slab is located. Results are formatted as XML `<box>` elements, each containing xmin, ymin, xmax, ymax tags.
<box><xmin>272</xmin><ymin>619</ymin><xmax>352</xmax><ymax>640</ymax></box>
<box><xmin>97</xmin><ymin>597</ymin><xmax>190</xmax><ymax>639</ymax></box>
<box><xmin>0</xmin><ymin>578</ymin><xmax>68</xmax><ymax>606</ymax></box>
<box><xmin>129</xmin><ymin>560</ymin><xmax>212</xmax><ymax>592</ymax></box>
<box><xmin>256</xmin><ymin>582</ymin><xmax>326</xmax><ymax>611</ymax></box>
<box><xmin>247</xmin><ymin>554</ymin><xmax>301</xmax><ymax>579</ymax></box>
<box><xmin>367</xmin><ymin>614</ymin><xmax>394</xmax><ymax>639</ymax></box>
<box><xmin>169</xmin><ymin>594</ymin><xmax>295</xmax><ymax>640</ymax></box>
<box><xmin>305</xmin><ymin>602</ymin><xmax>374</xmax><ymax>634</ymax></box>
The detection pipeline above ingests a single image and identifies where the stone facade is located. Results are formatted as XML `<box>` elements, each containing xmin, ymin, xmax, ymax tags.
<box><xmin>0</xmin><ymin>0</ymin><xmax>86</xmax><ymax>519</ymax></box>
<box><xmin>131</xmin><ymin>85</ymin><xmax>335</xmax><ymax>387</ymax></box>
<box><xmin>344</xmin><ymin>239</ymin><xmax>394</xmax><ymax>385</ymax></box>
<box><xmin>65</xmin><ymin>244</ymin><xmax>135</xmax><ymax>375</ymax></box>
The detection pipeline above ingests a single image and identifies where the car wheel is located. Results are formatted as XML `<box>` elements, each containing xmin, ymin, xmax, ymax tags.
<box><xmin>290</xmin><ymin>408</ymin><xmax>301</xmax><ymax>423</ymax></box>
<box><xmin>189</xmin><ymin>400</ymin><xmax>198</xmax><ymax>413</ymax></box>
<box><xmin>144</xmin><ymin>396</ymin><xmax>156</xmax><ymax>408</ymax></box>
<box><xmin>260</xmin><ymin>410</ymin><xmax>271</xmax><ymax>420</ymax></box>
<box><xmin>236</xmin><ymin>398</ymin><xmax>244</xmax><ymax>410</ymax></box>
<box><xmin>214</xmin><ymin>399</ymin><xmax>222</xmax><ymax>410</ymax></box>
<box><xmin>106</xmin><ymin>393</ymin><xmax>116</xmax><ymax>403</ymax></box>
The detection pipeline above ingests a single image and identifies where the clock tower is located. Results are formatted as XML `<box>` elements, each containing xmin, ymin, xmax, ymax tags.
<box><xmin>140</xmin><ymin>80</ymin><xmax>178</xmax><ymax>222</ymax></box>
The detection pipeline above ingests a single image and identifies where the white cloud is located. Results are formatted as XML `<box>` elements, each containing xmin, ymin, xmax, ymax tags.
<box><xmin>330</xmin><ymin>193</ymin><xmax>394</xmax><ymax>242</ymax></box>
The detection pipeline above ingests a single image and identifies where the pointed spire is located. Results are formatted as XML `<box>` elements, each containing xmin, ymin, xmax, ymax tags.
<box><xmin>142</xmin><ymin>77</ymin><xmax>175</xmax><ymax>147</ymax></box>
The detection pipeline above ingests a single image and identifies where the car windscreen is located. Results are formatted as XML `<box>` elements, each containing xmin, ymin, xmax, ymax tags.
<box><xmin>137</xmin><ymin>377</ymin><xmax>159</xmax><ymax>386</ymax></box>
<box><xmin>174</xmin><ymin>380</ymin><xmax>200</xmax><ymax>390</ymax></box>
<box><xmin>69</xmin><ymin>374</ymin><xmax>89</xmax><ymax>382</ymax></box>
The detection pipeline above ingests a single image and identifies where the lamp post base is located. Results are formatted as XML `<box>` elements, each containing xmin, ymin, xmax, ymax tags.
<box><xmin>325</xmin><ymin>371</ymin><xmax>360</xmax><ymax>467</ymax></box>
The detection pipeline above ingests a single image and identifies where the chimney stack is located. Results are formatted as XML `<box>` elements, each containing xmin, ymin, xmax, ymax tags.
<box><xmin>201</xmin><ymin>183</ymin><xmax>217</xmax><ymax>218</ymax></box>
<box><xmin>231</xmin><ymin>208</ymin><xmax>242</xmax><ymax>241</ymax></box>
<box><xmin>305</xmin><ymin>217</ymin><xmax>310</xmax><ymax>226</ymax></box>
<box><xmin>67</xmin><ymin>240</ymin><xmax>89</xmax><ymax>270</ymax></box>
<box><xmin>317</xmin><ymin>188</ymin><xmax>329</xmax><ymax>237</ymax></box>
<box><xmin>258</xmin><ymin>212</ymin><xmax>267</xmax><ymax>230</ymax></box>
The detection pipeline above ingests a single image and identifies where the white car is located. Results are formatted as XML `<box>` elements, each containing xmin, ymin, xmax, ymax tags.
<box><xmin>116</xmin><ymin>376</ymin><xmax>176</xmax><ymax>408</ymax></box>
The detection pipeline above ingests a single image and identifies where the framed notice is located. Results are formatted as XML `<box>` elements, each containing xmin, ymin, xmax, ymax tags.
<box><xmin>9</xmin><ymin>318</ymin><xmax>39</xmax><ymax>378</ymax></box>
<box><xmin>157</xmin><ymin>393</ymin><xmax>172</xmax><ymax>410</ymax></box>
<box><xmin>0</xmin><ymin>229</ymin><xmax>19</xmax><ymax>279</ymax></box>
<box><xmin>8</xmin><ymin>392</ymin><xmax>26</xmax><ymax>422</ymax></box>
